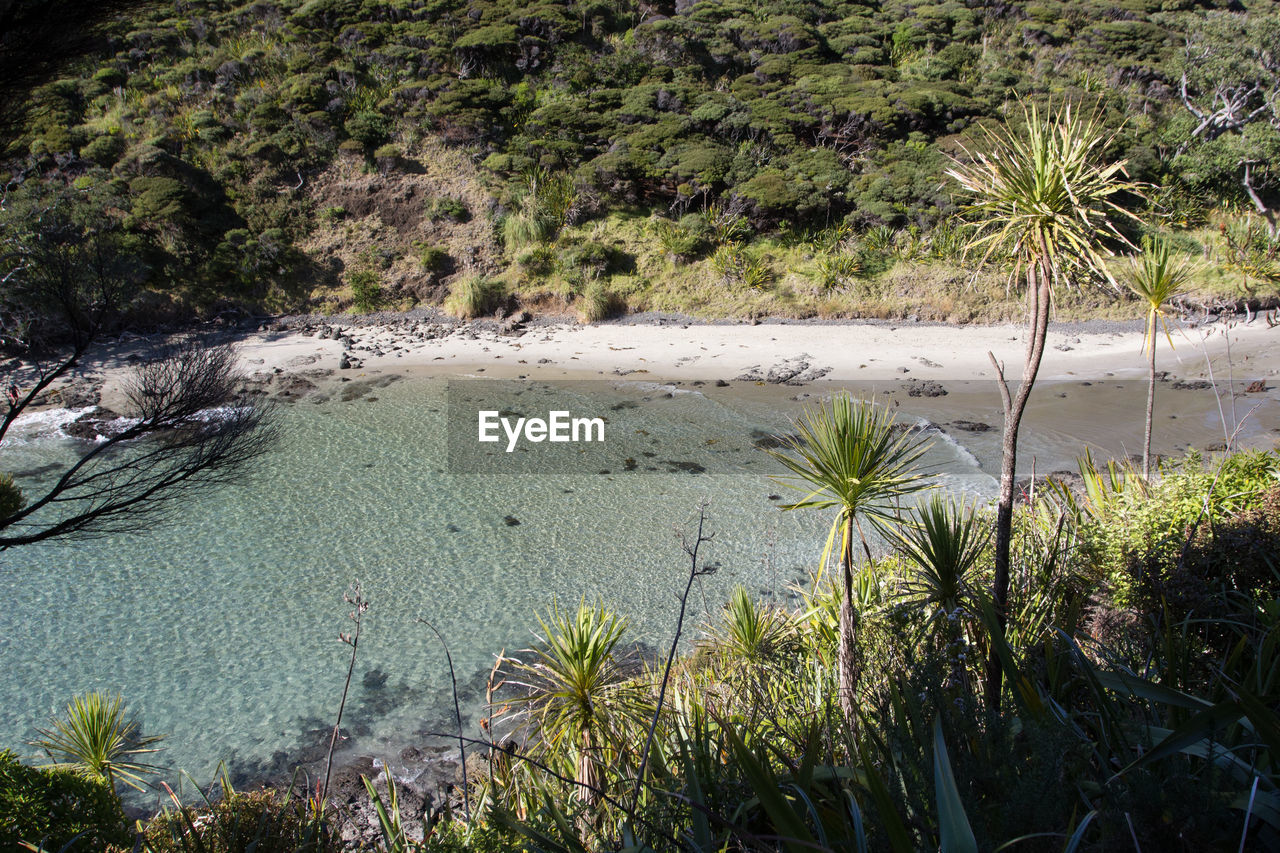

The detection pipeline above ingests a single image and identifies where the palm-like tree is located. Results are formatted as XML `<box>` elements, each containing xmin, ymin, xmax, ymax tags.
<box><xmin>30</xmin><ymin>691</ymin><xmax>164</xmax><ymax>804</ymax></box>
<box><xmin>946</xmin><ymin>101</ymin><xmax>1142</xmax><ymax>710</ymax></box>
<box><xmin>506</xmin><ymin>601</ymin><xmax>643</xmax><ymax>806</ymax></box>
<box><xmin>1124</xmin><ymin>234</ymin><xmax>1193</xmax><ymax>480</ymax></box>
<box><xmin>767</xmin><ymin>395</ymin><xmax>932</xmax><ymax>733</ymax></box>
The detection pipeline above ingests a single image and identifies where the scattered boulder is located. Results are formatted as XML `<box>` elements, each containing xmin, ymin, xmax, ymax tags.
<box><xmin>63</xmin><ymin>407</ymin><xmax>124</xmax><ymax>441</ymax></box>
<box><xmin>904</xmin><ymin>379</ymin><xmax>948</xmax><ymax>398</ymax></box>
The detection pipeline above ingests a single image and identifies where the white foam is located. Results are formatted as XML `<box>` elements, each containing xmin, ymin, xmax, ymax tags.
<box><xmin>0</xmin><ymin>406</ymin><xmax>98</xmax><ymax>446</ymax></box>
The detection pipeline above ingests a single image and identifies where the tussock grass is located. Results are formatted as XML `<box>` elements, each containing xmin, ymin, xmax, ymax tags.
<box><xmin>445</xmin><ymin>276</ymin><xmax>505</xmax><ymax>319</ymax></box>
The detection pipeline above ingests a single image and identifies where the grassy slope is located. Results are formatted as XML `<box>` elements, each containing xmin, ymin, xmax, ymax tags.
<box><xmin>302</xmin><ymin>152</ymin><xmax>1278</xmax><ymax>323</ymax></box>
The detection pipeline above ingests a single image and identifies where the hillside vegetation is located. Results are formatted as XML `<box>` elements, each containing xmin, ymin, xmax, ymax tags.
<box><xmin>1</xmin><ymin>0</ymin><xmax>1279</xmax><ymax>323</ymax></box>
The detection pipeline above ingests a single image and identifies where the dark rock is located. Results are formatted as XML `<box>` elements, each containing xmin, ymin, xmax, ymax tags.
<box><xmin>275</xmin><ymin>375</ymin><xmax>318</xmax><ymax>399</ymax></box>
<box><xmin>63</xmin><ymin>407</ymin><xmax>123</xmax><ymax>441</ymax></box>
<box><xmin>950</xmin><ymin>420</ymin><xmax>992</xmax><ymax>432</ymax></box>
<box><xmin>904</xmin><ymin>379</ymin><xmax>947</xmax><ymax>398</ymax></box>
<box><xmin>503</xmin><ymin>515</ymin><xmax>521</xmax><ymax>526</ymax></box>
<box><xmin>1172</xmin><ymin>379</ymin><xmax>1213</xmax><ymax>391</ymax></box>
<box><xmin>715</xmin><ymin>379</ymin><xmax>730</xmax><ymax>387</ymax></box>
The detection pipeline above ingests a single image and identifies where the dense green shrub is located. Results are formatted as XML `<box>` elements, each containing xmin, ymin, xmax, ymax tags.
<box><xmin>347</xmin><ymin>268</ymin><xmax>382</xmax><ymax>313</ymax></box>
<box><xmin>426</xmin><ymin>197</ymin><xmax>470</xmax><ymax>223</ymax></box>
<box><xmin>1063</xmin><ymin>449</ymin><xmax>1279</xmax><ymax>611</ymax></box>
<box><xmin>0</xmin><ymin>750</ymin><xmax>128</xmax><ymax>851</ymax></box>
<box><xmin>2</xmin><ymin>0</ymin><xmax>1276</xmax><ymax>317</ymax></box>
<box><xmin>576</xmin><ymin>280</ymin><xmax>618</xmax><ymax>322</ymax></box>
<box><xmin>415</xmin><ymin>245</ymin><xmax>450</xmax><ymax>274</ymax></box>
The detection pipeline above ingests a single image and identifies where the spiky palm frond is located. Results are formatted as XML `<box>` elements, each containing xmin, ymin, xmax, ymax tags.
<box><xmin>1124</xmin><ymin>234</ymin><xmax>1194</xmax><ymax>352</ymax></box>
<box><xmin>945</xmin><ymin>101</ymin><xmax>1143</xmax><ymax>287</ymax></box>
<box><xmin>767</xmin><ymin>395</ymin><xmax>934</xmax><ymax>544</ymax></box>
<box><xmin>31</xmin><ymin>691</ymin><xmax>163</xmax><ymax>794</ymax></box>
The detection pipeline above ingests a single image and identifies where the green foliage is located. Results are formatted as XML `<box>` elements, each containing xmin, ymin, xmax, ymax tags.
<box><xmin>768</xmin><ymin>395</ymin><xmax>934</xmax><ymax>536</ymax></box>
<box><xmin>811</xmin><ymin>252</ymin><xmax>863</xmax><ymax>290</ymax></box>
<box><xmin>516</xmin><ymin>245</ymin><xmax>557</xmax><ymax>278</ymax></box>
<box><xmin>136</xmin><ymin>782</ymin><xmax>334</xmax><ymax>853</ymax></box>
<box><xmin>648</xmin><ymin>217</ymin><xmax>707</xmax><ymax>263</ymax></box>
<box><xmin>504</xmin><ymin>601</ymin><xmax>646</xmax><ymax>802</ymax></box>
<box><xmin>3</xmin><ymin>0</ymin><xmax>1276</xmax><ymax>319</ymax></box>
<box><xmin>894</xmin><ymin>494</ymin><xmax>990</xmax><ymax>628</ymax></box>
<box><xmin>1072</xmin><ymin>449</ymin><xmax>1280</xmax><ymax>609</ymax></box>
<box><xmin>702</xmin><ymin>586</ymin><xmax>795</xmax><ymax>667</ymax></box>
<box><xmin>1124</xmin><ymin>234</ymin><xmax>1194</xmax><ymax>350</ymax></box>
<box><xmin>426</xmin><ymin>197</ymin><xmax>470</xmax><ymax>224</ymax></box>
<box><xmin>415</xmin><ymin>245</ymin><xmax>449</xmax><ymax>274</ymax></box>
<box><xmin>947</xmin><ymin>101</ymin><xmax>1143</xmax><ymax>285</ymax></box>
<box><xmin>30</xmin><ymin>691</ymin><xmax>163</xmax><ymax>799</ymax></box>
<box><xmin>709</xmin><ymin>243</ymin><xmax>773</xmax><ymax>289</ymax></box>
<box><xmin>347</xmin><ymin>268</ymin><xmax>383</xmax><ymax>314</ymax></box>
<box><xmin>0</xmin><ymin>750</ymin><xmax>128</xmax><ymax>851</ymax></box>
<box><xmin>502</xmin><ymin>202</ymin><xmax>557</xmax><ymax>250</ymax></box>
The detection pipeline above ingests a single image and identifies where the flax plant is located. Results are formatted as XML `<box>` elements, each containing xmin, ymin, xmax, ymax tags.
<box><xmin>946</xmin><ymin>100</ymin><xmax>1142</xmax><ymax>709</ymax></box>
<box><xmin>766</xmin><ymin>395</ymin><xmax>932</xmax><ymax>735</ymax></box>
<box><xmin>1124</xmin><ymin>234</ymin><xmax>1194</xmax><ymax>479</ymax></box>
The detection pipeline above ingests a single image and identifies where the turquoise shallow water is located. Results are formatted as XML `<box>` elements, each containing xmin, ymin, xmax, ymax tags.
<box><xmin>0</xmin><ymin>375</ymin><xmax>1003</xmax><ymax>791</ymax></box>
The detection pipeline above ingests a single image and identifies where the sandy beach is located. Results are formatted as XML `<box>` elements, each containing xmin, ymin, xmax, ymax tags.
<box><xmin>134</xmin><ymin>313</ymin><xmax>1280</xmax><ymax>385</ymax></box>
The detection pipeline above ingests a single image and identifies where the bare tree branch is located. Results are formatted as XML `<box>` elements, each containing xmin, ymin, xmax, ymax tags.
<box><xmin>0</xmin><ymin>339</ymin><xmax>278</xmax><ymax>549</ymax></box>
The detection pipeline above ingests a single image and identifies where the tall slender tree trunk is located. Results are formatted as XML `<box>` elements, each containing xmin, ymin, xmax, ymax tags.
<box><xmin>838</xmin><ymin>513</ymin><xmax>863</xmax><ymax>736</ymax></box>
<box><xmin>984</xmin><ymin>262</ymin><xmax>1052</xmax><ymax>712</ymax></box>
<box><xmin>1143</xmin><ymin>313</ymin><xmax>1157</xmax><ymax>480</ymax></box>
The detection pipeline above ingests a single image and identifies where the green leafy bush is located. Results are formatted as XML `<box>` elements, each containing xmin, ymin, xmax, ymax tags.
<box><xmin>517</xmin><ymin>245</ymin><xmax>557</xmax><ymax>277</ymax></box>
<box><xmin>558</xmin><ymin>240</ymin><xmax>615</xmax><ymax>281</ymax></box>
<box><xmin>415</xmin><ymin>245</ymin><xmax>450</xmax><ymax>274</ymax></box>
<box><xmin>0</xmin><ymin>749</ymin><xmax>128</xmax><ymax>851</ymax></box>
<box><xmin>710</xmin><ymin>244</ymin><xmax>773</xmax><ymax>289</ymax></box>
<box><xmin>1073</xmin><ymin>449</ymin><xmax>1280</xmax><ymax>607</ymax></box>
<box><xmin>426</xmin><ymin>197</ymin><xmax>470</xmax><ymax>223</ymax></box>
<box><xmin>811</xmin><ymin>253</ymin><xmax>863</xmax><ymax>290</ymax></box>
<box><xmin>347</xmin><ymin>268</ymin><xmax>383</xmax><ymax>313</ymax></box>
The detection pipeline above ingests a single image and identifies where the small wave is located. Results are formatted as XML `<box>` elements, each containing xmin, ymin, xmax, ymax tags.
<box><xmin>0</xmin><ymin>406</ymin><xmax>98</xmax><ymax>446</ymax></box>
<box><xmin>613</xmin><ymin>380</ymin><xmax>705</xmax><ymax>397</ymax></box>
<box><xmin>2</xmin><ymin>405</ymin><xmax>251</xmax><ymax>446</ymax></box>
<box><xmin>903</xmin><ymin>414</ymin><xmax>985</xmax><ymax>472</ymax></box>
